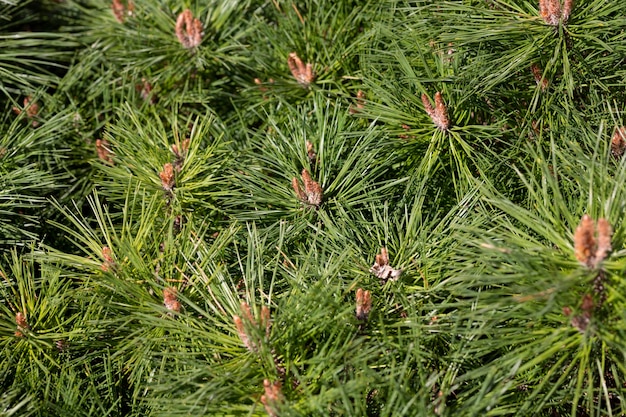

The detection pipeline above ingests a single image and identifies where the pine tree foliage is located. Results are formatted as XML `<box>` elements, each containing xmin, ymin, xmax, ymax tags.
<box><xmin>2</xmin><ymin>0</ymin><xmax>626</xmax><ymax>416</ymax></box>
<box><xmin>0</xmin><ymin>1</ymin><xmax>78</xmax><ymax>96</ymax></box>
<box><xmin>223</xmin><ymin>96</ymin><xmax>406</xmax><ymax>225</ymax></box>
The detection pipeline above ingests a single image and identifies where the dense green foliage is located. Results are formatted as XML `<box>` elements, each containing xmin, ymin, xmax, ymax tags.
<box><xmin>1</xmin><ymin>0</ymin><xmax>626</xmax><ymax>415</ymax></box>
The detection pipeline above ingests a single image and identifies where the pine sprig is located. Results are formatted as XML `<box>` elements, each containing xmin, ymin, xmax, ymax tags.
<box><xmin>223</xmin><ymin>96</ymin><xmax>406</xmax><ymax>224</ymax></box>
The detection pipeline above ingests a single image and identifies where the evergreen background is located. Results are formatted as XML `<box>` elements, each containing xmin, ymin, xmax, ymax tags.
<box><xmin>1</xmin><ymin>0</ymin><xmax>626</xmax><ymax>415</ymax></box>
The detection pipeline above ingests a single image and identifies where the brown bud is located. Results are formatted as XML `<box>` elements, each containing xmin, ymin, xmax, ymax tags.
<box><xmin>15</xmin><ymin>311</ymin><xmax>29</xmax><ymax>329</ymax></box>
<box><xmin>112</xmin><ymin>0</ymin><xmax>134</xmax><ymax>23</ymax></box>
<box><xmin>112</xmin><ymin>0</ymin><xmax>125</xmax><ymax>23</ymax></box>
<box><xmin>530</xmin><ymin>64</ymin><xmax>549</xmax><ymax>91</ymax></box>
<box><xmin>561</xmin><ymin>0</ymin><xmax>573</xmax><ymax>24</ymax></box>
<box><xmin>102</xmin><ymin>246</ymin><xmax>114</xmax><ymax>263</ymax></box>
<box><xmin>171</xmin><ymin>138</ymin><xmax>190</xmax><ymax>172</ymax></box>
<box><xmin>96</xmin><ymin>139</ymin><xmax>113</xmax><ymax>164</ymax></box>
<box><xmin>101</xmin><ymin>246</ymin><xmax>115</xmax><ymax>271</ymax></box>
<box><xmin>306</xmin><ymin>141</ymin><xmax>317</xmax><ymax>165</ymax></box>
<box><xmin>15</xmin><ymin>312</ymin><xmax>29</xmax><ymax>337</ymax></box>
<box><xmin>292</xmin><ymin>177</ymin><xmax>307</xmax><ymax>202</ymax></box>
<box><xmin>539</xmin><ymin>0</ymin><xmax>572</xmax><ymax>26</ymax></box>
<box><xmin>356</xmin><ymin>288</ymin><xmax>372</xmax><ymax>321</ymax></box>
<box><xmin>260</xmin><ymin>305</ymin><xmax>271</xmax><ymax>339</ymax></box>
<box><xmin>422</xmin><ymin>92</ymin><xmax>450</xmax><ymax>131</ymax></box>
<box><xmin>233</xmin><ymin>315</ymin><xmax>252</xmax><ymax>351</ymax></box>
<box><xmin>261</xmin><ymin>379</ymin><xmax>284</xmax><ymax>417</ymax></box>
<box><xmin>171</xmin><ymin>138</ymin><xmax>190</xmax><ymax>157</ymax></box>
<box><xmin>175</xmin><ymin>9</ymin><xmax>203</xmax><ymax>49</ymax></box>
<box><xmin>12</xmin><ymin>96</ymin><xmax>39</xmax><ymax>127</ymax></box>
<box><xmin>595</xmin><ymin>218</ymin><xmax>612</xmax><ymax>268</ymax></box>
<box><xmin>159</xmin><ymin>163</ymin><xmax>175</xmax><ymax>191</ymax></box>
<box><xmin>138</xmin><ymin>78</ymin><xmax>155</xmax><ymax>104</ymax></box>
<box><xmin>370</xmin><ymin>247</ymin><xmax>402</xmax><ymax>283</ymax></box>
<box><xmin>255</xmin><ymin>77</ymin><xmax>267</xmax><ymax>93</ymax></box>
<box><xmin>421</xmin><ymin>94</ymin><xmax>435</xmax><ymax>119</ymax></box>
<box><xmin>570</xmin><ymin>314</ymin><xmax>590</xmax><ymax>332</ymax></box>
<box><xmin>611</xmin><ymin>127</ymin><xmax>626</xmax><ymax>159</ymax></box>
<box><xmin>292</xmin><ymin>169</ymin><xmax>323</xmax><ymax>208</ymax></box>
<box><xmin>301</xmin><ymin>169</ymin><xmax>322</xmax><ymax>206</ymax></box>
<box><xmin>240</xmin><ymin>301</ymin><xmax>254</xmax><ymax>322</ymax></box>
<box><xmin>287</xmin><ymin>52</ymin><xmax>316</xmax><ymax>87</ymax></box>
<box><xmin>574</xmin><ymin>214</ymin><xmax>612</xmax><ymax>268</ymax></box>
<box><xmin>24</xmin><ymin>97</ymin><xmax>39</xmax><ymax>119</ymax></box>
<box><xmin>163</xmin><ymin>287</ymin><xmax>181</xmax><ymax>312</ymax></box>
<box><xmin>349</xmin><ymin>90</ymin><xmax>366</xmax><ymax>114</ymax></box>
<box><xmin>233</xmin><ymin>302</ymin><xmax>271</xmax><ymax>352</ymax></box>
<box><xmin>399</xmin><ymin>123</ymin><xmax>412</xmax><ymax>139</ymax></box>
<box><xmin>580</xmin><ymin>293</ymin><xmax>594</xmax><ymax>314</ymax></box>
<box><xmin>376</xmin><ymin>247</ymin><xmax>389</xmax><ymax>267</ymax></box>
<box><xmin>540</xmin><ymin>0</ymin><xmax>561</xmax><ymax>26</ymax></box>
<box><xmin>574</xmin><ymin>214</ymin><xmax>595</xmax><ymax>267</ymax></box>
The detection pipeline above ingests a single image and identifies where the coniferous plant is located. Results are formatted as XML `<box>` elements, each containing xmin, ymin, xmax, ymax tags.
<box><xmin>2</xmin><ymin>0</ymin><xmax>626</xmax><ymax>416</ymax></box>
